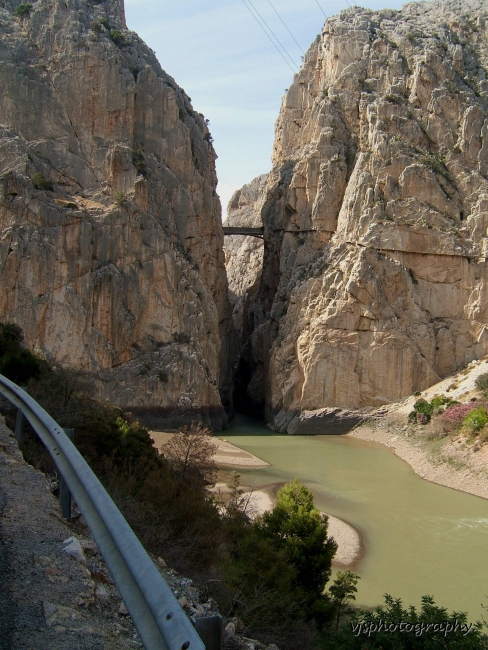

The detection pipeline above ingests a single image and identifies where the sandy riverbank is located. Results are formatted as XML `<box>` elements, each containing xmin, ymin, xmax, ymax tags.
<box><xmin>349</xmin><ymin>420</ymin><xmax>488</xmax><ymax>500</ymax></box>
<box><xmin>348</xmin><ymin>357</ymin><xmax>488</xmax><ymax>501</ymax></box>
<box><xmin>150</xmin><ymin>430</ymin><xmax>362</xmax><ymax>567</ymax></box>
<box><xmin>149</xmin><ymin>431</ymin><xmax>270</xmax><ymax>467</ymax></box>
<box><xmin>212</xmin><ymin>479</ymin><xmax>362</xmax><ymax>568</ymax></box>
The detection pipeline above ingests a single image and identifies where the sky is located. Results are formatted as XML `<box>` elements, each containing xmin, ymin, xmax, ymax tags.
<box><xmin>124</xmin><ymin>0</ymin><xmax>406</xmax><ymax>218</ymax></box>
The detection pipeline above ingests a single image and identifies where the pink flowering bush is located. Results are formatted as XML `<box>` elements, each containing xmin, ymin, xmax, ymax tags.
<box><xmin>440</xmin><ymin>401</ymin><xmax>488</xmax><ymax>425</ymax></box>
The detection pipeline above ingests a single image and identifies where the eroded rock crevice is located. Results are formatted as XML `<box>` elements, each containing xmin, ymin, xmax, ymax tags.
<box><xmin>226</xmin><ymin>0</ymin><xmax>488</xmax><ymax>433</ymax></box>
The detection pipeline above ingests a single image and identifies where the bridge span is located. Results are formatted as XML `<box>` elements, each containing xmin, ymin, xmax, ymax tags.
<box><xmin>222</xmin><ymin>226</ymin><xmax>264</xmax><ymax>239</ymax></box>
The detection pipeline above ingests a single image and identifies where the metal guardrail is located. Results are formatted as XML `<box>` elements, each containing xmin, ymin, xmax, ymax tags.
<box><xmin>0</xmin><ymin>374</ymin><xmax>207</xmax><ymax>650</ymax></box>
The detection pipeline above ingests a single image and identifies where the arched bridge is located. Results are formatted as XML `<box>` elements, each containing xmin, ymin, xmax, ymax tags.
<box><xmin>222</xmin><ymin>226</ymin><xmax>264</xmax><ymax>239</ymax></box>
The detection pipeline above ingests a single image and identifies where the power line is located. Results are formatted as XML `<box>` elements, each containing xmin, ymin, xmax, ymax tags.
<box><xmin>315</xmin><ymin>0</ymin><xmax>326</xmax><ymax>18</ymax></box>
<box><xmin>266</xmin><ymin>0</ymin><xmax>306</xmax><ymax>55</ymax></box>
<box><xmin>245</xmin><ymin>0</ymin><xmax>299</xmax><ymax>71</ymax></box>
<box><xmin>239</xmin><ymin>0</ymin><xmax>299</xmax><ymax>74</ymax></box>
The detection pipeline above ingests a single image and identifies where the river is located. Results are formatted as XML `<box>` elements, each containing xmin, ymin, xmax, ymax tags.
<box><xmin>218</xmin><ymin>413</ymin><xmax>488</xmax><ymax>622</ymax></box>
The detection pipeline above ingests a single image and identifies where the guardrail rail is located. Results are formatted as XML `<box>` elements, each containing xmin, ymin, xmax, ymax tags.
<box><xmin>0</xmin><ymin>374</ymin><xmax>212</xmax><ymax>650</ymax></box>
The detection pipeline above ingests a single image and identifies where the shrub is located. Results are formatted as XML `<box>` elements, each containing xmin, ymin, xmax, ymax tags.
<box><xmin>0</xmin><ymin>322</ymin><xmax>23</xmax><ymax>356</ymax></box>
<box><xmin>475</xmin><ymin>372</ymin><xmax>488</xmax><ymax>391</ymax></box>
<box><xmin>420</xmin><ymin>152</ymin><xmax>450</xmax><ymax>180</ymax></box>
<box><xmin>32</xmin><ymin>172</ymin><xmax>53</xmax><ymax>191</ymax></box>
<box><xmin>110</xmin><ymin>29</ymin><xmax>125</xmax><ymax>46</ymax></box>
<box><xmin>416</xmin><ymin>412</ymin><xmax>430</xmax><ymax>425</ymax></box>
<box><xmin>114</xmin><ymin>191</ymin><xmax>126</xmax><ymax>207</ymax></box>
<box><xmin>157</xmin><ymin>370</ymin><xmax>168</xmax><ymax>383</ymax></box>
<box><xmin>462</xmin><ymin>407</ymin><xmax>488</xmax><ymax>434</ymax></box>
<box><xmin>90</xmin><ymin>20</ymin><xmax>103</xmax><ymax>34</ymax></box>
<box><xmin>385</xmin><ymin>93</ymin><xmax>403</xmax><ymax>104</ymax></box>
<box><xmin>332</xmin><ymin>594</ymin><xmax>487</xmax><ymax>648</ymax></box>
<box><xmin>132</xmin><ymin>148</ymin><xmax>146</xmax><ymax>175</ymax></box>
<box><xmin>0</xmin><ymin>322</ymin><xmax>44</xmax><ymax>384</ymax></box>
<box><xmin>440</xmin><ymin>402</ymin><xmax>486</xmax><ymax>425</ymax></box>
<box><xmin>98</xmin><ymin>17</ymin><xmax>110</xmax><ymax>29</ymax></box>
<box><xmin>172</xmin><ymin>332</ymin><xmax>190</xmax><ymax>344</ymax></box>
<box><xmin>414</xmin><ymin>398</ymin><xmax>433</xmax><ymax>416</ymax></box>
<box><xmin>15</xmin><ymin>4</ymin><xmax>32</xmax><ymax>18</ymax></box>
<box><xmin>430</xmin><ymin>394</ymin><xmax>449</xmax><ymax>409</ymax></box>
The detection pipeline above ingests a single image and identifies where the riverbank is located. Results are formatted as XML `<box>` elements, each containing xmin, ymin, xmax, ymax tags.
<box><xmin>348</xmin><ymin>357</ymin><xmax>488</xmax><ymax>501</ymax></box>
<box><xmin>212</xmin><ymin>477</ymin><xmax>363</xmax><ymax>569</ymax></box>
<box><xmin>149</xmin><ymin>431</ymin><xmax>270</xmax><ymax>467</ymax></box>
<box><xmin>151</xmin><ymin>430</ymin><xmax>363</xmax><ymax>567</ymax></box>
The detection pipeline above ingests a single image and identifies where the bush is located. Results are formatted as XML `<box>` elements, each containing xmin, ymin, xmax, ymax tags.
<box><xmin>327</xmin><ymin>594</ymin><xmax>487</xmax><ymax>649</ymax></box>
<box><xmin>0</xmin><ymin>349</ymin><xmax>43</xmax><ymax>384</ymax></box>
<box><xmin>420</xmin><ymin>151</ymin><xmax>449</xmax><ymax>179</ymax></box>
<box><xmin>441</xmin><ymin>402</ymin><xmax>487</xmax><ymax>425</ymax></box>
<box><xmin>32</xmin><ymin>172</ymin><xmax>53</xmax><ymax>191</ymax></box>
<box><xmin>172</xmin><ymin>332</ymin><xmax>190</xmax><ymax>344</ymax></box>
<box><xmin>0</xmin><ymin>322</ymin><xmax>44</xmax><ymax>384</ymax></box>
<box><xmin>475</xmin><ymin>372</ymin><xmax>488</xmax><ymax>391</ymax></box>
<box><xmin>462</xmin><ymin>407</ymin><xmax>488</xmax><ymax>434</ymax></box>
<box><xmin>90</xmin><ymin>20</ymin><xmax>102</xmax><ymax>34</ymax></box>
<box><xmin>114</xmin><ymin>191</ymin><xmax>126</xmax><ymax>206</ymax></box>
<box><xmin>110</xmin><ymin>29</ymin><xmax>125</xmax><ymax>46</ymax></box>
<box><xmin>132</xmin><ymin>148</ymin><xmax>146</xmax><ymax>175</ymax></box>
<box><xmin>15</xmin><ymin>3</ymin><xmax>32</xmax><ymax>18</ymax></box>
<box><xmin>98</xmin><ymin>17</ymin><xmax>110</xmax><ymax>29</ymax></box>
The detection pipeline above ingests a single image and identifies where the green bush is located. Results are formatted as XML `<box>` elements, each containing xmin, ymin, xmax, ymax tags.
<box><xmin>475</xmin><ymin>372</ymin><xmax>488</xmax><ymax>391</ymax></box>
<box><xmin>172</xmin><ymin>332</ymin><xmax>190</xmax><ymax>344</ymax></box>
<box><xmin>0</xmin><ymin>322</ymin><xmax>43</xmax><ymax>384</ymax></box>
<box><xmin>420</xmin><ymin>151</ymin><xmax>450</xmax><ymax>180</ymax></box>
<box><xmin>430</xmin><ymin>394</ymin><xmax>448</xmax><ymax>409</ymax></box>
<box><xmin>0</xmin><ymin>322</ymin><xmax>23</xmax><ymax>357</ymax></box>
<box><xmin>132</xmin><ymin>148</ymin><xmax>146</xmax><ymax>174</ymax></box>
<box><xmin>90</xmin><ymin>20</ymin><xmax>103</xmax><ymax>34</ymax></box>
<box><xmin>110</xmin><ymin>29</ymin><xmax>125</xmax><ymax>46</ymax></box>
<box><xmin>32</xmin><ymin>172</ymin><xmax>53</xmax><ymax>191</ymax></box>
<box><xmin>0</xmin><ymin>349</ymin><xmax>42</xmax><ymax>384</ymax></box>
<box><xmin>414</xmin><ymin>398</ymin><xmax>433</xmax><ymax>416</ymax></box>
<box><xmin>98</xmin><ymin>17</ymin><xmax>110</xmax><ymax>29</ymax></box>
<box><xmin>326</xmin><ymin>594</ymin><xmax>487</xmax><ymax>649</ymax></box>
<box><xmin>462</xmin><ymin>407</ymin><xmax>488</xmax><ymax>433</ymax></box>
<box><xmin>15</xmin><ymin>4</ymin><xmax>32</xmax><ymax>18</ymax></box>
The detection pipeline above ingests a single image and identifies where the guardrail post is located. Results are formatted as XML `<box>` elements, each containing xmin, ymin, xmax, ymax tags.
<box><xmin>192</xmin><ymin>615</ymin><xmax>223</xmax><ymax>650</ymax></box>
<box><xmin>60</xmin><ymin>428</ymin><xmax>74</xmax><ymax>520</ymax></box>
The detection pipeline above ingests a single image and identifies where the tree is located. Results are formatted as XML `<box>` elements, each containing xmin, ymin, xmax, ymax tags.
<box><xmin>256</xmin><ymin>480</ymin><xmax>337</xmax><ymax>614</ymax></box>
<box><xmin>161</xmin><ymin>423</ymin><xmax>217</xmax><ymax>486</ymax></box>
<box><xmin>329</xmin><ymin>570</ymin><xmax>360</xmax><ymax>630</ymax></box>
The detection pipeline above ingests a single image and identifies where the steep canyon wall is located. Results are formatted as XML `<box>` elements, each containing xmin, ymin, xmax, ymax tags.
<box><xmin>0</xmin><ymin>0</ymin><xmax>232</xmax><ymax>428</ymax></box>
<box><xmin>232</xmin><ymin>0</ymin><xmax>488</xmax><ymax>433</ymax></box>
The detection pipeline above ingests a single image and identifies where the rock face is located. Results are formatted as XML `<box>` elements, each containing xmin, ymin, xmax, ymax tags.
<box><xmin>0</xmin><ymin>0</ymin><xmax>232</xmax><ymax>428</ymax></box>
<box><xmin>223</xmin><ymin>174</ymin><xmax>267</xmax><ymax>414</ymax></box>
<box><xmin>224</xmin><ymin>174</ymin><xmax>267</xmax><ymax>337</ymax></box>
<box><xmin>233</xmin><ymin>0</ymin><xmax>488</xmax><ymax>432</ymax></box>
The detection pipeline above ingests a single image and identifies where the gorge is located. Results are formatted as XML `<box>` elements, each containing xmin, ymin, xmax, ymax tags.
<box><xmin>2</xmin><ymin>0</ymin><xmax>488</xmax><ymax>645</ymax></box>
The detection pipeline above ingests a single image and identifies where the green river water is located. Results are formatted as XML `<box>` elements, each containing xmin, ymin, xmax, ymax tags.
<box><xmin>218</xmin><ymin>414</ymin><xmax>488</xmax><ymax>622</ymax></box>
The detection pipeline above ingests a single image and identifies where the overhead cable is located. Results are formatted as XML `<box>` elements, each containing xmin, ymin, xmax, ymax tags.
<box><xmin>315</xmin><ymin>0</ymin><xmax>327</xmax><ymax>18</ymax></box>
<box><xmin>266</xmin><ymin>0</ymin><xmax>306</xmax><ymax>55</ymax></box>
<box><xmin>239</xmin><ymin>0</ymin><xmax>299</xmax><ymax>74</ymax></box>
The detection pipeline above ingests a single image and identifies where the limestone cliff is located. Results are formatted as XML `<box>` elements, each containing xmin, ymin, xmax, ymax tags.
<box><xmin>224</xmin><ymin>174</ymin><xmax>267</xmax><ymax>337</ymax></box>
<box><xmin>234</xmin><ymin>0</ymin><xmax>488</xmax><ymax>432</ymax></box>
<box><xmin>0</xmin><ymin>0</ymin><xmax>232</xmax><ymax>428</ymax></box>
